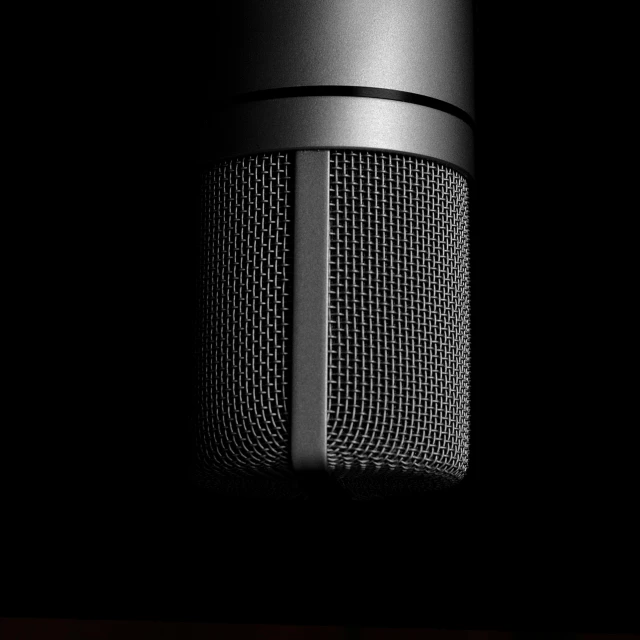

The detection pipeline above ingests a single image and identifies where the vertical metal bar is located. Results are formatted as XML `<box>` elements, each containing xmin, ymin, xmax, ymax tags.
<box><xmin>291</xmin><ymin>150</ymin><xmax>330</xmax><ymax>472</ymax></box>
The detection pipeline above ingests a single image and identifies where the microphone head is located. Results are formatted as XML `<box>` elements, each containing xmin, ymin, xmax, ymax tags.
<box><xmin>195</xmin><ymin>0</ymin><xmax>474</xmax><ymax>500</ymax></box>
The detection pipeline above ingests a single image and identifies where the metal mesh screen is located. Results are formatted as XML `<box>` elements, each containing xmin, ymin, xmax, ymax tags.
<box><xmin>195</xmin><ymin>152</ymin><xmax>302</xmax><ymax>499</ymax></box>
<box><xmin>195</xmin><ymin>149</ymin><xmax>470</xmax><ymax>500</ymax></box>
<box><xmin>327</xmin><ymin>151</ymin><xmax>471</xmax><ymax>499</ymax></box>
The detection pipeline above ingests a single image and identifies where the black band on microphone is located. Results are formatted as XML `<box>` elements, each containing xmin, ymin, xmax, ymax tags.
<box><xmin>210</xmin><ymin>86</ymin><xmax>476</xmax><ymax>132</ymax></box>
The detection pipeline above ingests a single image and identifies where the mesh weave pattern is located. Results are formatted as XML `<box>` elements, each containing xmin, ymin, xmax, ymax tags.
<box><xmin>327</xmin><ymin>151</ymin><xmax>470</xmax><ymax>498</ymax></box>
<box><xmin>195</xmin><ymin>152</ymin><xmax>301</xmax><ymax>498</ymax></box>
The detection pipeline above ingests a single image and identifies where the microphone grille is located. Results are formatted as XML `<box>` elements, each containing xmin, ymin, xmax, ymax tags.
<box><xmin>326</xmin><ymin>151</ymin><xmax>471</xmax><ymax>499</ymax></box>
<box><xmin>196</xmin><ymin>150</ymin><xmax>470</xmax><ymax>499</ymax></box>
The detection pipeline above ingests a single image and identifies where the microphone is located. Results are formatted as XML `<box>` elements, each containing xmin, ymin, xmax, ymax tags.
<box><xmin>194</xmin><ymin>0</ymin><xmax>474</xmax><ymax>500</ymax></box>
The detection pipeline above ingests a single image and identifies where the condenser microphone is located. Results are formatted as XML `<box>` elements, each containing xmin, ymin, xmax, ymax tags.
<box><xmin>195</xmin><ymin>0</ymin><xmax>474</xmax><ymax>500</ymax></box>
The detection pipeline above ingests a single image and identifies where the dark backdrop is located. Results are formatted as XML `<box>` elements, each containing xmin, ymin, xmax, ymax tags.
<box><xmin>3</xmin><ymin>1</ymin><xmax>636</xmax><ymax>634</ymax></box>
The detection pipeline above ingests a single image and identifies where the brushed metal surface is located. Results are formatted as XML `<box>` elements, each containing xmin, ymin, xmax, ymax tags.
<box><xmin>207</xmin><ymin>0</ymin><xmax>475</xmax><ymax>120</ymax></box>
<box><xmin>201</xmin><ymin>96</ymin><xmax>474</xmax><ymax>180</ymax></box>
<box><xmin>291</xmin><ymin>151</ymin><xmax>330</xmax><ymax>473</ymax></box>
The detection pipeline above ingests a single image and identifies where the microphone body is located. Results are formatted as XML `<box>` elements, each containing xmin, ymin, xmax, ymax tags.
<box><xmin>195</xmin><ymin>0</ymin><xmax>474</xmax><ymax>499</ymax></box>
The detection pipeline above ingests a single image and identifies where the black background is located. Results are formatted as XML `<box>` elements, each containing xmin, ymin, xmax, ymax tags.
<box><xmin>3</xmin><ymin>1</ymin><xmax>636</xmax><ymax>634</ymax></box>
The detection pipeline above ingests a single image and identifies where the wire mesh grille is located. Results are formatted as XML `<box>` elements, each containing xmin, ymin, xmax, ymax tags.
<box><xmin>327</xmin><ymin>151</ymin><xmax>471</xmax><ymax>498</ymax></box>
<box><xmin>195</xmin><ymin>152</ymin><xmax>302</xmax><ymax>498</ymax></box>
